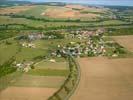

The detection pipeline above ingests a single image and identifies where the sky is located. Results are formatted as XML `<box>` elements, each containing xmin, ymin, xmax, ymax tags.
<box><xmin>2</xmin><ymin>0</ymin><xmax>133</xmax><ymax>6</ymax></box>
<box><xmin>27</xmin><ymin>0</ymin><xmax>133</xmax><ymax>6</ymax></box>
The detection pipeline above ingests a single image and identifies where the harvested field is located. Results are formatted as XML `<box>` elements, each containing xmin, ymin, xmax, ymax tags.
<box><xmin>112</xmin><ymin>35</ymin><xmax>133</xmax><ymax>52</ymax></box>
<box><xmin>0</xmin><ymin>86</ymin><xmax>57</xmax><ymax>100</ymax></box>
<box><xmin>42</xmin><ymin>6</ymin><xmax>100</xmax><ymax>19</ymax></box>
<box><xmin>71</xmin><ymin>57</ymin><xmax>133</xmax><ymax>100</ymax></box>
<box><xmin>65</xmin><ymin>4</ymin><xmax>105</xmax><ymax>13</ymax></box>
<box><xmin>0</xmin><ymin>5</ymin><xmax>35</xmax><ymax>14</ymax></box>
<box><xmin>43</xmin><ymin>7</ymin><xmax>79</xmax><ymax>18</ymax></box>
<box><xmin>65</xmin><ymin>4</ymin><xmax>87</xmax><ymax>10</ymax></box>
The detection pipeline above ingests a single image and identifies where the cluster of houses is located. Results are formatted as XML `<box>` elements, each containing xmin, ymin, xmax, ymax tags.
<box><xmin>28</xmin><ymin>33</ymin><xmax>45</xmax><ymax>41</ymax></box>
<box><xmin>54</xmin><ymin>28</ymin><xmax>122</xmax><ymax>58</ymax></box>
<box><xmin>14</xmin><ymin>61</ymin><xmax>34</xmax><ymax>72</ymax></box>
<box><xmin>18</xmin><ymin>32</ymin><xmax>61</xmax><ymax>41</ymax></box>
<box><xmin>51</xmin><ymin>29</ymin><xmax>107</xmax><ymax>57</ymax></box>
<box><xmin>65</xmin><ymin>28</ymin><xmax>105</xmax><ymax>40</ymax></box>
<box><xmin>21</xmin><ymin>42</ymin><xmax>36</xmax><ymax>48</ymax></box>
<box><xmin>18</xmin><ymin>32</ymin><xmax>59</xmax><ymax>48</ymax></box>
<box><xmin>28</xmin><ymin>32</ymin><xmax>59</xmax><ymax>40</ymax></box>
<box><xmin>18</xmin><ymin>32</ymin><xmax>63</xmax><ymax>48</ymax></box>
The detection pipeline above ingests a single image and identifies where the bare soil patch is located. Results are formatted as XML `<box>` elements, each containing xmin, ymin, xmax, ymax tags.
<box><xmin>0</xmin><ymin>86</ymin><xmax>57</xmax><ymax>100</ymax></box>
<box><xmin>112</xmin><ymin>35</ymin><xmax>133</xmax><ymax>52</ymax></box>
<box><xmin>71</xmin><ymin>57</ymin><xmax>133</xmax><ymax>100</ymax></box>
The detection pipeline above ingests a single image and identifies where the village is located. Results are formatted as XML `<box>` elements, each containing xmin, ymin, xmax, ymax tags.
<box><xmin>0</xmin><ymin>2</ymin><xmax>133</xmax><ymax>100</ymax></box>
<box><xmin>12</xmin><ymin>28</ymin><xmax>126</xmax><ymax>72</ymax></box>
<box><xmin>53</xmin><ymin>28</ymin><xmax>107</xmax><ymax>57</ymax></box>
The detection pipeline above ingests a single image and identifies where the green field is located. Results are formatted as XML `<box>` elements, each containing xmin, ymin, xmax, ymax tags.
<box><xmin>18</xmin><ymin>5</ymin><xmax>48</xmax><ymax>18</ymax></box>
<box><xmin>0</xmin><ymin>39</ymin><xmax>19</xmax><ymax>64</ymax></box>
<box><xmin>27</xmin><ymin>69</ymin><xmax>69</xmax><ymax>76</ymax></box>
<box><xmin>0</xmin><ymin>16</ymin><xmax>131</xmax><ymax>28</ymax></box>
<box><xmin>35</xmin><ymin>61</ymin><xmax>69</xmax><ymax>70</ymax></box>
<box><xmin>16</xmin><ymin>47</ymin><xmax>47</xmax><ymax>62</ymax></box>
<box><xmin>11</xmin><ymin>75</ymin><xmax>66</xmax><ymax>88</ymax></box>
<box><xmin>106</xmin><ymin>28</ymin><xmax>133</xmax><ymax>36</ymax></box>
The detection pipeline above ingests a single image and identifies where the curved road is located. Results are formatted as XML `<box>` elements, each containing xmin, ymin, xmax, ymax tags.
<box><xmin>71</xmin><ymin>57</ymin><xmax>133</xmax><ymax>100</ymax></box>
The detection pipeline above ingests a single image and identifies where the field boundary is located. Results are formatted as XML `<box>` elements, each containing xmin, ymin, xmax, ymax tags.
<box><xmin>48</xmin><ymin>55</ymin><xmax>81</xmax><ymax>100</ymax></box>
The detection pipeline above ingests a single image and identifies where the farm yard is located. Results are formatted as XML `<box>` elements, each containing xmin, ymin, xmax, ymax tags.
<box><xmin>0</xmin><ymin>2</ymin><xmax>133</xmax><ymax>100</ymax></box>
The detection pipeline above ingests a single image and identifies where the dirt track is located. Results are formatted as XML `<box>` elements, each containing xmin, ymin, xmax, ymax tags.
<box><xmin>71</xmin><ymin>57</ymin><xmax>133</xmax><ymax>100</ymax></box>
<box><xmin>0</xmin><ymin>87</ymin><xmax>57</xmax><ymax>100</ymax></box>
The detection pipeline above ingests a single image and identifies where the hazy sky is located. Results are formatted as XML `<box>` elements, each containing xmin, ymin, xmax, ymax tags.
<box><xmin>28</xmin><ymin>0</ymin><xmax>133</xmax><ymax>6</ymax></box>
<box><xmin>4</xmin><ymin>0</ymin><xmax>133</xmax><ymax>6</ymax></box>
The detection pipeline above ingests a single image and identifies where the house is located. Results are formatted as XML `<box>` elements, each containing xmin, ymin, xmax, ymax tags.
<box><xmin>21</xmin><ymin>42</ymin><xmax>36</xmax><ymax>48</ymax></box>
<box><xmin>49</xmin><ymin>59</ymin><xmax>56</xmax><ymax>63</ymax></box>
<box><xmin>28</xmin><ymin>32</ymin><xmax>44</xmax><ymax>41</ymax></box>
<box><xmin>15</xmin><ymin>61</ymin><xmax>34</xmax><ymax>72</ymax></box>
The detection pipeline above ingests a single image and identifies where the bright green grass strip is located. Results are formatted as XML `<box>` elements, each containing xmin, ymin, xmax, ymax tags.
<box><xmin>27</xmin><ymin>69</ymin><xmax>69</xmax><ymax>77</ymax></box>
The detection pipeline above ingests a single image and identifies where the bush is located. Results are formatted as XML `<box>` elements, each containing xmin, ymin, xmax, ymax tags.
<box><xmin>0</xmin><ymin>57</ymin><xmax>16</xmax><ymax>78</ymax></box>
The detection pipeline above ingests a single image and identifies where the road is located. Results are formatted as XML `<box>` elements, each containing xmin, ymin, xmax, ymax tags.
<box><xmin>71</xmin><ymin>57</ymin><xmax>133</xmax><ymax>100</ymax></box>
